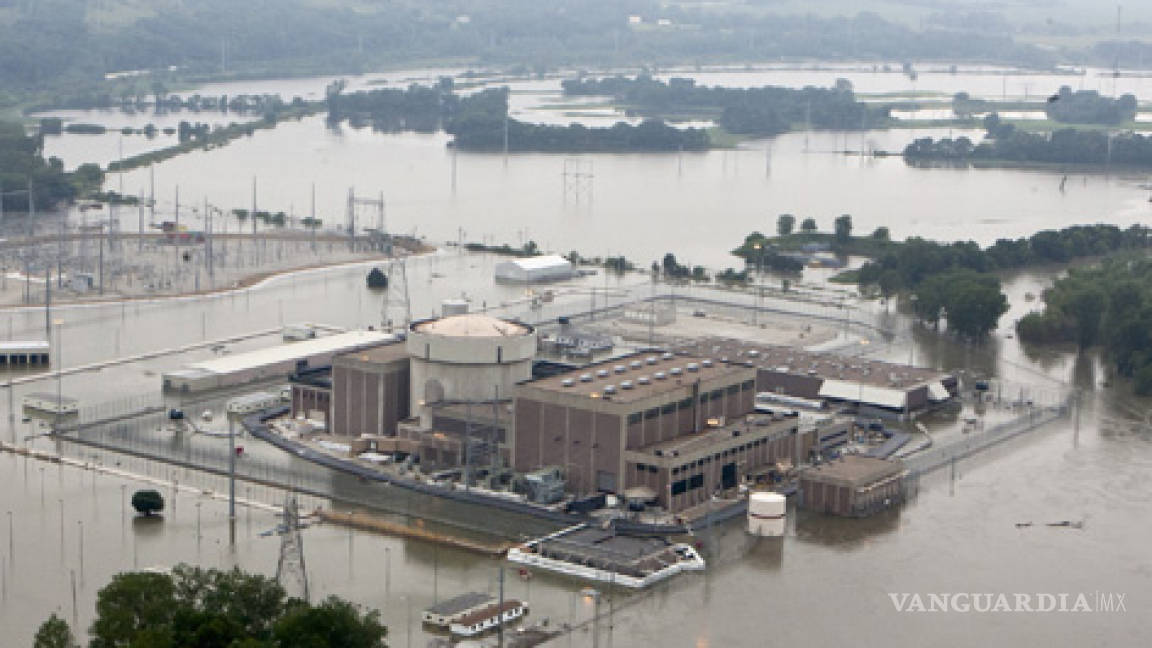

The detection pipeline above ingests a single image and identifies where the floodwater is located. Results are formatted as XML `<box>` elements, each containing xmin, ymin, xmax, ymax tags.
<box><xmin>2</xmin><ymin>66</ymin><xmax>1149</xmax><ymax>645</ymax></box>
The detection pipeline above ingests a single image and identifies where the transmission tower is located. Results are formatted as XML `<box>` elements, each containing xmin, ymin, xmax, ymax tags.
<box><xmin>562</xmin><ymin>159</ymin><xmax>594</xmax><ymax>204</ymax></box>
<box><xmin>346</xmin><ymin>188</ymin><xmax>387</xmax><ymax>248</ymax></box>
<box><xmin>380</xmin><ymin>258</ymin><xmax>411</xmax><ymax>332</ymax></box>
<box><xmin>275</xmin><ymin>495</ymin><xmax>310</xmax><ymax>602</ymax></box>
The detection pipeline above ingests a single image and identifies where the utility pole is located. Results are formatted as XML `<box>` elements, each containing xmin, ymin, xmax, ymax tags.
<box><xmin>251</xmin><ymin>176</ymin><xmax>258</xmax><ymax>236</ymax></box>
<box><xmin>497</xmin><ymin>566</ymin><xmax>505</xmax><ymax>648</ymax></box>
<box><xmin>44</xmin><ymin>267</ymin><xmax>51</xmax><ymax>341</ymax></box>
<box><xmin>148</xmin><ymin>166</ymin><xmax>155</xmax><ymax>228</ymax></box>
<box><xmin>138</xmin><ymin>189</ymin><xmax>145</xmax><ymax>251</ymax></box>
<box><xmin>228</xmin><ymin>416</ymin><xmax>236</xmax><ymax>544</ymax></box>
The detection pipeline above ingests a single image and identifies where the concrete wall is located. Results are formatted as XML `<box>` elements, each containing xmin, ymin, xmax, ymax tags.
<box><xmin>331</xmin><ymin>363</ymin><xmax>409</xmax><ymax>437</ymax></box>
<box><xmin>291</xmin><ymin>384</ymin><xmax>330</xmax><ymax>423</ymax></box>
<box><xmin>512</xmin><ymin>397</ymin><xmax>622</xmax><ymax>496</ymax></box>
<box><xmin>756</xmin><ymin>370</ymin><xmax>824</xmax><ymax>400</ymax></box>
<box><xmin>407</xmin><ymin>328</ymin><xmax>536</xmax><ymax>420</ymax></box>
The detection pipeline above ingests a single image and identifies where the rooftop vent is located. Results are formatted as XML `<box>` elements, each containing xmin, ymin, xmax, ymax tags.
<box><xmin>654</xmin><ymin>372</ymin><xmax>667</xmax><ymax>380</ymax></box>
<box><xmin>670</xmin><ymin>367</ymin><xmax>683</xmax><ymax>376</ymax></box>
<box><xmin>579</xmin><ymin>373</ymin><xmax>593</xmax><ymax>382</ymax></box>
<box><xmin>620</xmin><ymin>380</ymin><xmax>634</xmax><ymax>390</ymax></box>
<box><xmin>686</xmin><ymin>363</ymin><xmax>700</xmax><ymax>372</ymax></box>
<box><xmin>562</xmin><ymin>378</ymin><xmax>575</xmax><ymax>387</ymax></box>
<box><xmin>646</xmin><ymin>356</ymin><xmax>658</xmax><ymax>365</ymax></box>
<box><xmin>637</xmin><ymin>376</ymin><xmax>651</xmax><ymax>385</ymax></box>
<box><xmin>597</xmin><ymin>369</ymin><xmax>610</xmax><ymax>378</ymax></box>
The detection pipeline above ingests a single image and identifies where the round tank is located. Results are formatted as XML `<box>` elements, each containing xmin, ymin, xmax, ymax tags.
<box><xmin>747</xmin><ymin>491</ymin><xmax>786</xmax><ymax>537</ymax></box>
<box><xmin>406</xmin><ymin>314</ymin><xmax>536</xmax><ymax>421</ymax></box>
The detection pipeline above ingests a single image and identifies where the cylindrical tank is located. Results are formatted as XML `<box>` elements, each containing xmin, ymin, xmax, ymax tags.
<box><xmin>747</xmin><ymin>491</ymin><xmax>786</xmax><ymax>536</ymax></box>
<box><xmin>406</xmin><ymin>314</ymin><xmax>536</xmax><ymax>424</ymax></box>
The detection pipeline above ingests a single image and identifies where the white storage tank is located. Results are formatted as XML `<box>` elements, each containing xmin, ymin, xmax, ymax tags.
<box><xmin>747</xmin><ymin>491</ymin><xmax>786</xmax><ymax>536</ymax></box>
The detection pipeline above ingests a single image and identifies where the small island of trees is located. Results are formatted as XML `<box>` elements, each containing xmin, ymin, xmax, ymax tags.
<box><xmin>904</xmin><ymin>113</ymin><xmax>1152</xmax><ymax>167</ymax></box>
<box><xmin>1017</xmin><ymin>255</ymin><xmax>1152</xmax><ymax>395</ymax></box>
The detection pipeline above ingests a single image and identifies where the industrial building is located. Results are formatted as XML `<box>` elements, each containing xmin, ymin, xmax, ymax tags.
<box><xmin>406</xmin><ymin>313</ymin><xmax>536</xmax><ymax>422</ymax></box>
<box><xmin>330</xmin><ymin>342</ymin><xmax>410</xmax><ymax>437</ymax></box>
<box><xmin>289</xmin><ymin>366</ymin><xmax>332</xmax><ymax>423</ymax></box>
<box><xmin>799</xmin><ymin>455</ymin><xmax>907</xmax><ymax>517</ymax></box>
<box><xmin>512</xmin><ymin>351</ymin><xmax>821</xmax><ymax>512</ymax></box>
<box><xmin>422</xmin><ymin>592</ymin><xmax>495</xmax><ymax>628</ymax></box>
<box><xmin>493</xmin><ymin>255</ymin><xmax>574</xmax><ymax>283</ymax></box>
<box><xmin>678</xmin><ymin>338</ymin><xmax>957</xmax><ymax>418</ymax></box>
<box><xmin>0</xmin><ymin>341</ymin><xmax>50</xmax><ymax>366</ymax></box>
<box><xmin>162</xmin><ymin>330</ymin><xmax>396</xmax><ymax>393</ymax></box>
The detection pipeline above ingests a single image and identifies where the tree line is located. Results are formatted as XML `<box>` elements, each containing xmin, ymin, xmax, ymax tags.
<box><xmin>0</xmin><ymin>0</ymin><xmax>1072</xmax><ymax>111</ymax></box>
<box><xmin>329</xmin><ymin>83</ymin><xmax>710</xmax><ymax>152</ymax></box>
<box><xmin>32</xmin><ymin>564</ymin><xmax>386</xmax><ymax>648</ymax></box>
<box><xmin>904</xmin><ymin>113</ymin><xmax>1152</xmax><ymax>167</ymax></box>
<box><xmin>562</xmin><ymin>76</ymin><xmax>889</xmax><ymax>136</ymax></box>
<box><xmin>1017</xmin><ymin>256</ymin><xmax>1152</xmax><ymax>395</ymax></box>
<box><xmin>0</xmin><ymin>121</ymin><xmax>99</xmax><ymax>211</ymax></box>
<box><xmin>853</xmin><ymin>223</ymin><xmax>1152</xmax><ymax>337</ymax></box>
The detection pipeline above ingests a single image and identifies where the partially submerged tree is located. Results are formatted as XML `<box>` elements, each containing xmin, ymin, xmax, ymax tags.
<box><xmin>130</xmin><ymin>489</ymin><xmax>165</xmax><ymax>516</ymax></box>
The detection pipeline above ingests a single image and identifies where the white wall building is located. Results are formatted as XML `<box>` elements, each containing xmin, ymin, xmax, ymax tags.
<box><xmin>494</xmin><ymin>255</ymin><xmax>573</xmax><ymax>283</ymax></box>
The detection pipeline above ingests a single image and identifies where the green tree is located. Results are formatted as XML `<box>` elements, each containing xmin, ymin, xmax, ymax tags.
<box><xmin>877</xmin><ymin>269</ymin><xmax>902</xmax><ymax>300</ymax></box>
<box><xmin>776</xmin><ymin>214</ymin><xmax>795</xmax><ymax>236</ymax></box>
<box><xmin>34</xmin><ymin>614</ymin><xmax>75</xmax><ymax>648</ymax></box>
<box><xmin>834</xmin><ymin>214</ymin><xmax>853</xmax><ymax>243</ymax></box>
<box><xmin>90</xmin><ymin>572</ymin><xmax>178</xmax><ymax>648</ymax></box>
<box><xmin>81</xmin><ymin>565</ymin><xmax>387</xmax><ymax>648</ymax></box>
<box><xmin>131</xmin><ymin>489</ymin><xmax>165</xmax><ymax>516</ymax></box>
<box><xmin>800</xmin><ymin>217</ymin><xmax>817</xmax><ymax>233</ymax></box>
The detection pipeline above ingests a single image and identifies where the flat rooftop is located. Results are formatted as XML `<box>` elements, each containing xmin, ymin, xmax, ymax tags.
<box><xmin>0</xmin><ymin>341</ymin><xmax>49</xmax><ymax>352</ymax></box>
<box><xmin>334</xmin><ymin>341</ymin><xmax>409</xmax><ymax>367</ymax></box>
<box><xmin>425</xmin><ymin>592</ymin><xmax>493</xmax><ymax>617</ymax></box>
<box><xmin>181</xmin><ymin>330</ymin><xmax>397</xmax><ymax>375</ymax></box>
<box><xmin>519</xmin><ymin>351</ymin><xmax>753</xmax><ymax>403</ymax></box>
<box><xmin>636</xmin><ymin>415</ymin><xmax>796</xmax><ymax>458</ymax></box>
<box><xmin>801</xmin><ymin>455</ymin><xmax>906</xmax><ymax>488</ymax></box>
<box><xmin>677</xmin><ymin>338</ymin><xmax>951</xmax><ymax>391</ymax></box>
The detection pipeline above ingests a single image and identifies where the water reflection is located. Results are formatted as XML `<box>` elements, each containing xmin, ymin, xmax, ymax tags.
<box><xmin>793</xmin><ymin>507</ymin><xmax>901</xmax><ymax>550</ymax></box>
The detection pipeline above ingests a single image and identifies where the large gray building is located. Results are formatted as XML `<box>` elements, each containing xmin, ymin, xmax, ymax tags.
<box><xmin>679</xmin><ymin>338</ymin><xmax>958</xmax><ymax>417</ymax></box>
